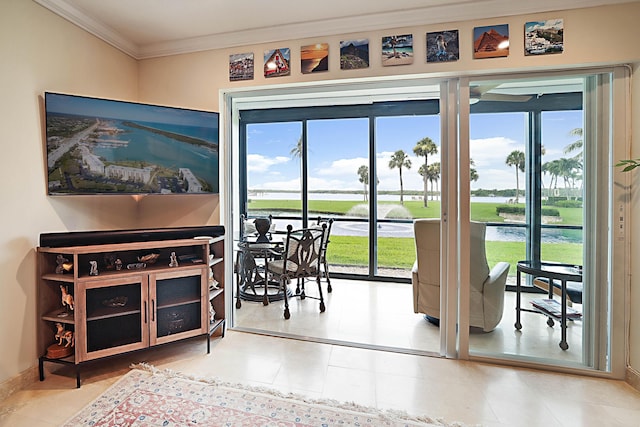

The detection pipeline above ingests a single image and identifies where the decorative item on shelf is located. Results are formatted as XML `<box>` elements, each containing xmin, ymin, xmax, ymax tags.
<box><xmin>209</xmin><ymin>302</ymin><xmax>216</xmax><ymax>324</ymax></box>
<box><xmin>60</xmin><ymin>285</ymin><xmax>74</xmax><ymax>311</ymax></box>
<box><xmin>103</xmin><ymin>253</ymin><xmax>116</xmax><ymax>270</ymax></box>
<box><xmin>126</xmin><ymin>262</ymin><xmax>146</xmax><ymax>270</ymax></box>
<box><xmin>102</xmin><ymin>296</ymin><xmax>128</xmax><ymax>307</ymax></box>
<box><xmin>169</xmin><ymin>252</ymin><xmax>179</xmax><ymax>267</ymax></box>
<box><xmin>45</xmin><ymin>342</ymin><xmax>72</xmax><ymax>359</ymax></box>
<box><xmin>115</xmin><ymin>258</ymin><xmax>123</xmax><ymax>270</ymax></box>
<box><xmin>89</xmin><ymin>260</ymin><xmax>99</xmax><ymax>276</ymax></box>
<box><xmin>138</xmin><ymin>252</ymin><xmax>160</xmax><ymax>264</ymax></box>
<box><xmin>54</xmin><ymin>322</ymin><xmax>74</xmax><ymax>347</ymax></box>
<box><xmin>55</xmin><ymin>254</ymin><xmax>73</xmax><ymax>274</ymax></box>
<box><xmin>209</xmin><ymin>277</ymin><xmax>219</xmax><ymax>290</ymax></box>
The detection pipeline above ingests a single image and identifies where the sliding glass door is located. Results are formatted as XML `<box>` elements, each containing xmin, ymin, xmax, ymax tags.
<box><xmin>463</xmin><ymin>72</ymin><xmax>623</xmax><ymax>372</ymax></box>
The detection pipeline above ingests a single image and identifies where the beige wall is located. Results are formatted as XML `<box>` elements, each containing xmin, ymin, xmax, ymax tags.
<box><xmin>0</xmin><ymin>0</ymin><xmax>139</xmax><ymax>385</ymax></box>
<box><xmin>139</xmin><ymin>2</ymin><xmax>640</xmax><ymax>376</ymax></box>
<box><xmin>2</xmin><ymin>0</ymin><xmax>640</xmax><ymax>386</ymax></box>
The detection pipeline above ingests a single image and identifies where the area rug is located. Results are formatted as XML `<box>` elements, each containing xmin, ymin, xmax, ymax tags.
<box><xmin>61</xmin><ymin>363</ymin><xmax>473</xmax><ymax>426</ymax></box>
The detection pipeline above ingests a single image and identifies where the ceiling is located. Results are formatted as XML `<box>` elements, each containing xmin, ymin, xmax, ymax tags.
<box><xmin>34</xmin><ymin>0</ymin><xmax>636</xmax><ymax>59</ymax></box>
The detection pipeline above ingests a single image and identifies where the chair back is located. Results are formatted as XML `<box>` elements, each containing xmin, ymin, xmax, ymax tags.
<box><xmin>281</xmin><ymin>224</ymin><xmax>325</xmax><ymax>279</ymax></box>
<box><xmin>315</xmin><ymin>217</ymin><xmax>334</xmax><ymax>261</ymax></box>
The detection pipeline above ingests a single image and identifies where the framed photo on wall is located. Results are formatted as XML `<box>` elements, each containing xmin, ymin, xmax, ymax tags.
<box><xmin>426</xmin><ymin>30</ymin><xmax>459</xmax><ymax>63</ymax></box>
<box><xmin>473</xmin><ymin>24</ymin><xmax>509</xmax><ymax>59</ymax></box>
<box><xmin>264</xmin><ymin>48</ymin><xmax>291</xmax><ymax>78</ymax></box>
<box><xmin>525</xmin><ymin>19</ymin><xmax>564</xmax><ymax>55</ymax></box>
<box><xmin>382</xmin><ymin>34</ymin><xmax>413</xmax><ymax>66</ymax></box>
<box><xmin>301</xmin><ymin>43</ymin><xmax>329</xmax><ymax>73</ymax></box>
<box><xmin>340</xmin><ymin>39</ymin><xmax>369</xmax><ymax>70</ymax></box>
<box><xmin>229</xmin><ymin>53</ymin><xmax>254</xmax><ymax>81</ymax></box>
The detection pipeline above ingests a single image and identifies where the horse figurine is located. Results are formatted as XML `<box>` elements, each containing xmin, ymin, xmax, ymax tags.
<box><xmin>60</xmin><ymin>285</ymin><xmax>74</xmax><ymax>310</ymax></box>
<box><xmin>54</xmin><ymin>322</ymin><xmax>74</xmax><ymax>347</ymax></box>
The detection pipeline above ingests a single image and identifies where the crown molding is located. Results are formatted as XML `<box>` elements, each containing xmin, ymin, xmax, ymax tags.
<box><xmin>33</xmin><ymin>0</ymin><xmax>140</xmax><ymax>58</ymax></box>
<box><xmin>34</xmin><ymin>0</ymin><xmax>636</xmax><ymax>60</ymax></box>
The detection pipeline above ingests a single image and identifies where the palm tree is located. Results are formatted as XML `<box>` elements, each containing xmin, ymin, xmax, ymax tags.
<box><xmin>357</xmin><ymin>165</ymin><xmax>369</xmax><ymax>201</ymax></box>
<box><xmin>505</xmin><ymin>150</ymin><xmax>525</xmax><ymax>203</ymax></box>
<box><xmin>564</xmin><ymin>128</ymin><xmax>583</xmax><ymax>160</ymax></box>
<box><xmin>470</xmin><ymin>158</ymin><xmax>479</xmax><ymax>183</ymax></box>
<box><xmin>290</xmin><ymin>136</ymin><xmax>302</xmax><ymax>159</ymax></box>
<box><xmin>413</xmin><ymin>137</ymin><xmax>438</xmax><ymax>207</ymax></box>
<box><xmin>426</xmin><ymin>162</ymin><xmax>441</xmax><ymax>200</ymax></box>
<box><xmin>388</xmin><ymin>150</ymin><xmax>411</xmax><ymax>205</ymax></box>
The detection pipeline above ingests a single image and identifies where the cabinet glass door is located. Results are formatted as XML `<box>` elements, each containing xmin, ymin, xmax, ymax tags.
<box><xmin>80</xmin><ymin>275</ymin><xmax>149</xmax><ymax>361</ymax></box>
<box><xmin>150</xmin><ymin>268</ymin><xmax>206</xmax><ymax>345</ymax></box>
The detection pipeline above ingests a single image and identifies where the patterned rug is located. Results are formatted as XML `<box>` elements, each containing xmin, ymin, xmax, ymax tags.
<box><xmin>62</xmin><ymin>364</ymin><xmax>473</xmax><ymax>426</ymax></box>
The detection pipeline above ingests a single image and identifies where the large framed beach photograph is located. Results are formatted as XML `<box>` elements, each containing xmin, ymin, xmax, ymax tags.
<box><xmin>44</xmin><ymin>92</ymin><xmax>219</xmax><ymax>195</ymax></box>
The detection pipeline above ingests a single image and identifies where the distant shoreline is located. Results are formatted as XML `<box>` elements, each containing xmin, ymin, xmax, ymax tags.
<box><xmin>122</xmin><ymin>121</ymin><xmax>218</xmax><ymax>151</ymax></box>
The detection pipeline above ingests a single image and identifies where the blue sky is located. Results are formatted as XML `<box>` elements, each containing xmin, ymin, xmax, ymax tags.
<box><xmin>246</xmin><ymin>110</ymin><xmax>583</xmax><ymax>192</ymax></box>
<box><xmin>46</xmin><ymin>92</ymin><xmax>218</xmax><ymax>129</ymax></box>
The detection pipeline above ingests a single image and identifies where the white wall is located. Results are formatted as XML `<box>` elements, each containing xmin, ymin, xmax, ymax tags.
<box><xmin>2</xmin><ymin>0</ymin><xmax>640</xmax><ymax>387</ymax></box>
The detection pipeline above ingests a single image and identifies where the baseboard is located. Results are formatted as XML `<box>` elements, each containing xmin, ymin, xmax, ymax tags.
<box><xmin>626</xmin><ymin>366</ymin><xmax>640</xmax><ymax>392</ymax></box>
<box><xmin>0</xmin><ymin>366</ymin><xmax>38</xmax><ymax>401</ymax></box>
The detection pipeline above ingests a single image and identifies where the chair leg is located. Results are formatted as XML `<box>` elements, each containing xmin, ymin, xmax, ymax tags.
<box><xmin>281</xmin><ymin>278</ymin><xmax>290</xmax><ymax>320</ymax></box>
<box><xmin>323</xmin><ymin>259</ymin><xmax>332</xmax><ymax>293</ymax></box>
<box><xmin>316</xmin><ymin>276</ymin><xmax>325</xmax><ymax>313</ymax></box>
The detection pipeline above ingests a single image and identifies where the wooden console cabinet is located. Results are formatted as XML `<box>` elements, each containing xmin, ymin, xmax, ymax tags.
<box><xmin>37</xmin><ymin>231</ymin><xmax>225</xmax><ymax>387</ymax></box>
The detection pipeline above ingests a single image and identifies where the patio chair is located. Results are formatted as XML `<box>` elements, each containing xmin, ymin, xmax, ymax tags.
<box><xmin>296</xmin><ymin>217</ymin><xmax>334</xmax><ymax>295</ymax></box>
<box><xmin>267</xmin><ymin>224</ymin><xmax>326</xmax><ymax>319</ymax></box>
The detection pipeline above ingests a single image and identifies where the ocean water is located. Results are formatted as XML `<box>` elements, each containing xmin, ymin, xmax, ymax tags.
<box><xmin>93</xmin><ymin>120</ymin><xmax>219</xmax><ymax>191</ymax></box>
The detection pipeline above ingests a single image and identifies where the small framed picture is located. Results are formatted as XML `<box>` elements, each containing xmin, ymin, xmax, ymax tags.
<box><xmin>426</xmin><ymin>30</ymin><xmax>459</xmax><ymax>63</ymax></box>
<box><xmin>340</xmin><ymin>39</ymin><xmax>369</xmax><ymax>70</ymax></box>
<box><xmin>229</xmin><ymin>53</ymin><xmax>254</xmax><ymax>81</ymax></box>
<box><xmin>301</xmin><ymin>43</ymin><xmax>329</xmax><ymax>74</ymax></box>
<box><xmin>525</xmin><ymin>19</ymin><xmax>564</xmax><ymax>56</ymax></box>
<box><xmin>473</xmin><ymin>24</ymin><xmax>509</xmax><ymax>59</ymax></box>
<box><xmin>382</xmin><ymin>34</ymin><xmax>413</xmax><ymax>66</ymax></box>
<box><xmin>264</xmin><ymin>48</ymin><xmax>291</xmax><ymax>78</ymax></box>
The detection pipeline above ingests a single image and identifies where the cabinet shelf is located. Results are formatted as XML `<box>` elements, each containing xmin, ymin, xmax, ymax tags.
<box><xmin>42</xmin><ymin>309</ymin><xmax>75</xmax><ymax>324</ymax></box>
<box><xmin>42</xmin><ymin>274</ymin><xmax>75</xmax><ymax>283</ymax></box>
<box><xmin>157</xmin><ymin>296</ymin><xmax>201</xmax><ymax>310</ymax></box>
<box><xmin>87</xmin><ymin>306</ymin><xmax>142</xmax><ymax>321</ymax></box>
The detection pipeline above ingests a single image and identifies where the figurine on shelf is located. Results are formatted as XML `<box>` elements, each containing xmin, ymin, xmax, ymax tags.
<box><xmin>104</xmin><ymin>253</ymin><xmax>116</xmax><ymax>270</ymax></box>
<box><xmin>209</xmin><ymin>302</ymin><xmax>216</xmax><ymax>324</ymax></box>
<box><xmin>55</xmin><ymin>255</ymin><xmax>73</xmax><ymax>274</ymax></box>
<box><xmin>89</xmin><ymin>260</ymin><xmax>99</xmax><ymax>276</ymax></box>
<box><xmin>60</xmin><ymin>285</ymin><xmax>74</xmax><ymax>311</ymax></box>
<box><xmin>54</xmin><ymin>323</ymin><xmax>74</xmax><ymax>347</ymax></box>
<box><xmin>169</xmin><ymin>252</ymin><xmax>179</xmax><ymax>267</ymax></box>
<box><xmin>115</xmin><ymin>258</ymin><xmax>123</xmax><ymax>271</ymax></box>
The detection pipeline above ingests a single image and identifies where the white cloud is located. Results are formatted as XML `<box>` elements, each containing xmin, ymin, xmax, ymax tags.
<box><xmin>470</xmin><ymin>137</ymin><xmax>522</xmax><ymax>167</ymax></box>
<box><xmin>247</xmin><ymin>154</ymin><xmax>289</xmax><ymax>172</ymax></box>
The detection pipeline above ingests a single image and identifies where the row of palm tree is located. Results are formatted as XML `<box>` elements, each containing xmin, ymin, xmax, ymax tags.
<box><xmin>505</xmin><ymin>128</ymin><xmax>583</xmax><ymax>203</ymax></box>
<box><xmin>357</xmin><ymin>137</ymin><xmax>478</xmax><ymax>206</ymax></box>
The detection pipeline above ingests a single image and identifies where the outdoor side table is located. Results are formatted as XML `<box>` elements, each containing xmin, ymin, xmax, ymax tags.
<box><xmin>515</xmin><ymin>260</ymin><xmax>583</xmax><ymax>351</ymax></box>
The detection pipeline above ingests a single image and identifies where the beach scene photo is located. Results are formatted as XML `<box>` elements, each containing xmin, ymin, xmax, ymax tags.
<box><xmin>301</xmin><ymin>43</ymin><xmax>328</xmax><ymax>73</ymax></box>
<box><xmin>45</xmin><ymin>93</ymin><xmax>219</xmax><ymax>195</ymax></box>
<box><xmin>382</xmin><ymin>34</ymin><xmax>413</xmax><ymax>66</ymax></box>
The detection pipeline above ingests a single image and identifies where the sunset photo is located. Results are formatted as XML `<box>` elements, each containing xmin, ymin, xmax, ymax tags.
<box><xmin>301</xmin><ymin>43</ymin><xmax>329</xmax><ymax>73</ymax></box>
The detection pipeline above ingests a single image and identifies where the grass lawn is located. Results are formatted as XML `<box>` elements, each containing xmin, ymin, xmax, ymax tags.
<box><xmin>249</xmin><ymin>198</ymin><xmax>584</xmax><ymax>273</ymax></box>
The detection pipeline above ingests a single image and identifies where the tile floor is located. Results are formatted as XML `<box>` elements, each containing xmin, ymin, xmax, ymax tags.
<box><xmin>1</xmin><ymin>278</ymin><xmax>638</xmax><ymax>427</ymax></box>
